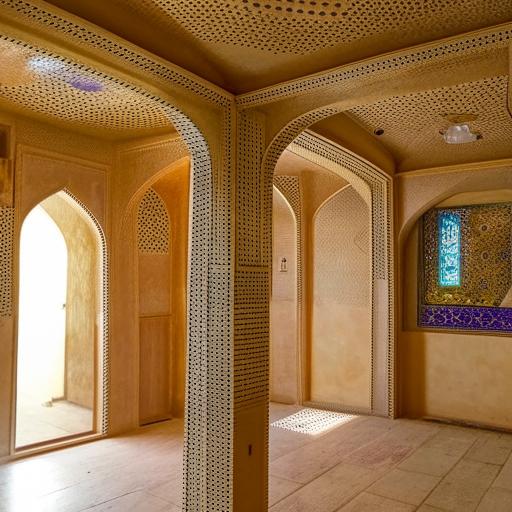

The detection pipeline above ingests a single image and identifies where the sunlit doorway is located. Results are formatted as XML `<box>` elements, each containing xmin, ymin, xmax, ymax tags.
<box><xmin>15</xmin><ymin>191</ymin><xmax>102</xmax><ymax>449</ymax></box>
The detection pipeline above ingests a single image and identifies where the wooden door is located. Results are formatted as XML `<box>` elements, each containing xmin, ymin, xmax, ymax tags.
<box><xmin>139</xmin><ymin>316</ymin><xmax>172</xmax><ymax>425</ymax></box>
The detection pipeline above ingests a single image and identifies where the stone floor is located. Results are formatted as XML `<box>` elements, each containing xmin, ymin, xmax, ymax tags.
<box><xmin>1</xmin><ymin>403</ymin><xmax>512</xmax><ymax>511</ymax></box>
<box><xmin>16</xmin><ymin>393</ymin><xmax>93</xmax><ymax>448</ymax></box>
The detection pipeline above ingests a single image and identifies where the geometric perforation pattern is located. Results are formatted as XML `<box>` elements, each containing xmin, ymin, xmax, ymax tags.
<box><xmin>0</xmin><ymin>0</ymin><xmax>231</xmax><ymax>108</ymax></box>
<box><xmin>123</xmin><ymin>0</ymin><xmax>512</xmax><ymax>56</ymax></box>
<box><xmin>348</xmin><ymin>76</ymin><xmax>512</xmax><ymax>171</ymax></box>
<box><xmin>234</xmin><ymin>269</ymin><xmax>269</xmax><ymax>408</ymax></box>
<box><xmin>237</xmin><ymin>111</ymin><xmax>265</xmax><ymax>266</ymax></box>
<box><xmin>0</xmin><ymin>206</ymin><xmax>14</xmax><ymax>317</ymax></box>
<box><xmin>0</xmin><ymin>3</ymin><xmax>232</xmax><ymax>510</ymax></box>
<box><xmin>237</xmin><ymin>27</ymin><xmax>512</xmax><ymax>107</ymax></box>
<box><xmin>273</xmin><ymin>175</ymin><xmax>304</xmax><ymax>399</ymax></box>
<box><xmin>137</xmin><ymin>188</ymin><xmax>170</xmax><ymax>254</ymax></box>
<box><xmin>60</xmin><ymin>189</ymin><xmax>110</xmax><ymax>435</ymax></box>
<box><xmin>314</xmin><ymin>187</ymin><xmax>370</xmax><ymax>307</ymax></box>
<box><xmin>0</xmin><ymin>37</ymin><xmax>172</xmax><ymax>134</ymax></box>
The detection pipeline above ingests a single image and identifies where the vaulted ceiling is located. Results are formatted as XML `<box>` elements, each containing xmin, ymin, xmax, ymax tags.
<box><xmin>44</xmin><ymin>0</ymin><xmax>512</xmax><ymax>93</ymax></box>
<box><xmin>345</xmin><ymin>75</ymin><xmax>512</xmax><ymax>172</ymax></box>
<box><xmin>0</xmin><ymin>0</ymin><xmax>511</xmax><ymax>171</ymax></box>
<box><xmin>0</xmin><ymin>37</ymin><xmax>175</xmax><ymax>139</ymax></box>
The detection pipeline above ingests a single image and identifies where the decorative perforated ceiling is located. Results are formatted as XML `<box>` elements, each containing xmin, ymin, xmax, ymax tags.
<box><xmin>348</xmin><ymin>75</ymin><xmax>512</xmax><ymax>171</ymax></box>
<box><xmin>0</xmin><ymin>38</ymin><xmax>174</xmax><ymax>138</ymax></box>
<box><xmin>45</xmin><ymin>0</ymin><xmax>512</xmax><ymax>92</ymax></box>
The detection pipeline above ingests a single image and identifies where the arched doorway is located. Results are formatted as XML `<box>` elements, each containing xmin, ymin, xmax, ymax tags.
<box><xmin>15</xmin><ymin>190</ymin><xmax>106</xmax><ymax>449</ymax></box>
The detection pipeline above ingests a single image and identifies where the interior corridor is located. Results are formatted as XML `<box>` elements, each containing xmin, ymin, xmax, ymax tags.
<box><xmin>1</xmin><ymin>404</ymin><xmax>512</xmax><ymax>512</ymax></box>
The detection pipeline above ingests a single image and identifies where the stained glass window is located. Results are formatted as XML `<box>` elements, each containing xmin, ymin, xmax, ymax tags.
<box><xmin>438</xmin><ymin>211</ymin><xmax>461</xmax><ymax>287</ymax></box>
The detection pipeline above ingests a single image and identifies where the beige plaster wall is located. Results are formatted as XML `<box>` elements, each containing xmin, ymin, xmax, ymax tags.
<box><xmin>399</xmin><ymin>172</ymin><xmax>512</xmax><ymax>430</ymax></box>
<box><xmin>311</xmin><ymin>186</ymin><xmax>372</xmax><ymax>409</ymax></box>
<box><xmin>270</xmin><ymin>187</ymin><xmax>298</xmax><ymax>404</ymax></box>
<box><xmin>42</xmin><ymin>194</ymin><xmax>98</xmax><ymax>410</ymax></box>
<box><xmin>272</xmin><ymin>152</ymin><xmax>376</xmax><ymax>408</ymax></box>
<box><xmin>401</xmin><ymin>222</ymin><xmax>512</xmax><ymax>429</ymax></box>
<box><xmin>153</xmin><ymin>163</ymin><xmax>190</xmax><ymax>418</ymax></box>
<box><xmin>0</xmin><ymin>111</ymin><xmax>110</xmax><ymax>457</ymax></box>
<box><xmin>137</xmin><ymin>163</ymin><xmax>189</xmax><ymax>424</ymax></box>
<box><xmin>110</xmin><ymin>138</ymin><xmax>188</xmax><ymax>434</ymax></box>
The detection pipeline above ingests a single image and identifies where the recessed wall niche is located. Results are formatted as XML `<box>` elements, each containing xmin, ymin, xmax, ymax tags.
<box><xmin>419</xmin><ymin>202</ymin><xmax>512</xmax><ymax>332</ymax></box>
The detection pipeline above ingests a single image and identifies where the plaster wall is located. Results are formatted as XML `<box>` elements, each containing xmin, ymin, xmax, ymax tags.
<box><xmin>0</xmin><ymin>110</ymin><xmax>192</xmax><ymax>456</ymax></box>
<box><xmin>272</xmin><ymin>152</ymin><xmax>376</xmax><ymax>409</ymax></box>
<box><xmin>152</xmin><ymin>165</ymin><xmax>190</xmax><ymax>417</ymax></box>
<box><xmin>311</xmin><ymin>186</ymin><xmax>372</xmax><ymax>408</ymax></box>
<box><xmin>137</xmin><ymin>164</ymin><xmax>190</xmax><ymax>423</ymax></box>
<box><xmin>110</xmin><ymin>141</ymin><xmax>189</xmax><ymax>434</ymax></box>
<box><xmin>0</xmin><ymin>111</ymin><xmax>110</xmax><ymax>457</ymax></box>
<box><xmin>270</xmin><ymin>187</ymin><xmax>298</xmax><ymax>404</ymax></box>
<box><xmin>399</xmin><ymin>170</ymin><xmax>512</xmax><ymax>430</ymax></box>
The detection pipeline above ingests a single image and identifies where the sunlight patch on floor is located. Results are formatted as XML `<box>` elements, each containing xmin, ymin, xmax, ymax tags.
<box><xmin>270</xmin><ymin>407</ymin><xmax>357</xmax><ymax>435</ymax></box>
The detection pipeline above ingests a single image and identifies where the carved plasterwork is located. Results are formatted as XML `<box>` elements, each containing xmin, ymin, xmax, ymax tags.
<box><xmin>0</xmin><ymin>4</ymin><xmax>234</xmax><ymax>510</ymax></box>
<box><xmin>111</xmin><ymin>0</ymin><xmax>512</xmax><ymax>56</ymax></box>
<box><xmin>237</xmin><ymin>25</ymin><xmax>511</xmax><ymax>108</ymax></box>
<box><xmin>42</xmin><ymin>0</ymin><xmax>512</xmax><ymax>92</ymax></box>
<box><xmin>0</xmin><ymin>38</ymin><xmax>173</xmax><ymax>137</ymax></box>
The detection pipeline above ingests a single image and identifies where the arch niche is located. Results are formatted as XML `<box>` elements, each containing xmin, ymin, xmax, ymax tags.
<box><xmin>263</xmin><ymin>126</ymin><xmax>394</xmax><ymax>418</ymax></box>
<box><xmin>119</xmin><ymin>156</ymin><xmax>191</xmax><ymax>426</ymax></box>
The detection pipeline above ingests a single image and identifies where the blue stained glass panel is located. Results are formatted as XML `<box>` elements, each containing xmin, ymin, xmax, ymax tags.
<box><xmin>438</xmin><ymin>211</ymin><xmax>461</xmax><ymax>287</ymax></box>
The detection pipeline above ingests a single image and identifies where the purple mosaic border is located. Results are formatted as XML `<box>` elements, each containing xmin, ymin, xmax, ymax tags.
<box><xmin>419</xmin><ymin>305</ymin><xmax>512</xmax><ymax>332</ymax></box>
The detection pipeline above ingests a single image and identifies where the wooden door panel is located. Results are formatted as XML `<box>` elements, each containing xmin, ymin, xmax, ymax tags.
<box><xmin>139</xmin><ymin>316</ymin><xmax>171</xmax><ymax>425</ymax></box>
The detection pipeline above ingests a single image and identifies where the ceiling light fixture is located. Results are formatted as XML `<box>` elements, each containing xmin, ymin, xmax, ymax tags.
<box><xmin>441</xmin><ymin>123</ymin><xmax>482</xmax><ymax>144</ymax></box>
<box><xmin>440</xmin><ymin>114</ymin><xmax>481</xmax><ymax>144</ymax></box>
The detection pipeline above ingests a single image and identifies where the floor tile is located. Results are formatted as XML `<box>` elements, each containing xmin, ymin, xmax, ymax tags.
<box><xmin>84</xmin><ymin>491</ymin><xmax>172</xmax><ymax>511</ymax></box>
<box><xmin>422</xmin><ymin>430</ymin><xmax>477</xmax><ymax>458</ymax></box>
<box><xmin>269</xmin><ymin>476</ymin><xmax>303</xmax><ymax>506</ymax></box>
<box><xmin>337</xmin><ymin>492</ymin><xmax>415</xmax><ymax>511</ymax></box>
<box><xmin>368</xmin><ymin>468</ymin><xmax>440</xmax><ymax>505</ymax></box>
<box><xmin>477</xmin><ymin>487</ymin><xmax>512</xmax><ymax>512</ymax></box>
<box><xmin>425</xmin><ymin>459</ymin><xmax>501</xmax><ymax>512</ymax></box>
<box><xmin>466</xmin><ymin>434</ymin><xmax>512</xmax><ymax>465</ymax></box>
<box><xmin>270</xmin><ymin>420</ymin><xmax>389</xmax><ymax>483</ymax></box>
<box><xmin>492</xmin><ymin>455</ymin><xmax>512</xmax><ymax>491</ymax></box>
<box><xmin>270</xmin><ymin>462</ymin><xmax>383</xmax><ymax>512</ymax></box>
<box><xmin>399</xmin><ymin>446</ymin><xmax>462</xmax><ymax>477</ymax></box>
